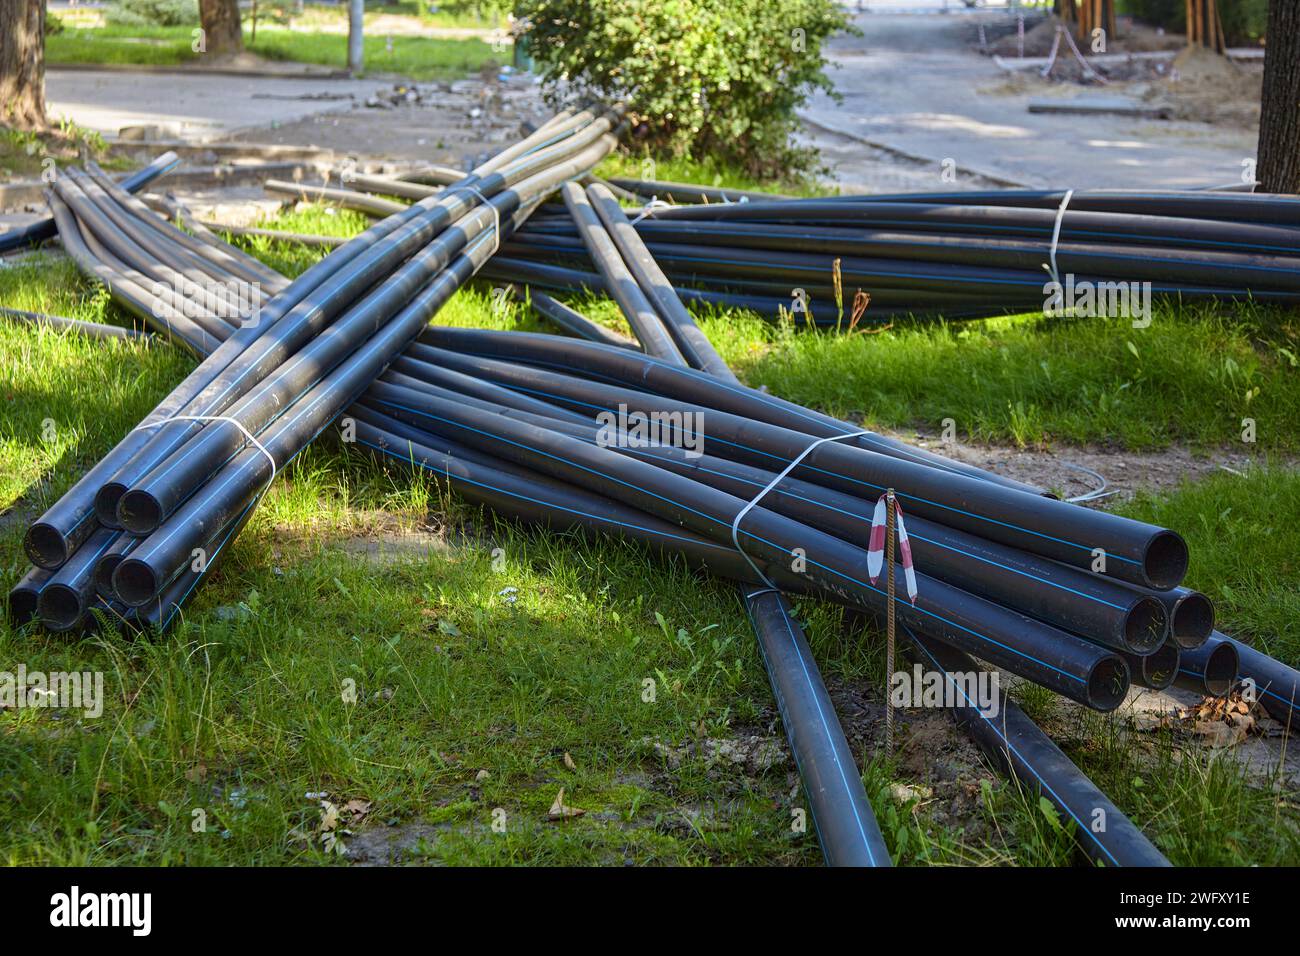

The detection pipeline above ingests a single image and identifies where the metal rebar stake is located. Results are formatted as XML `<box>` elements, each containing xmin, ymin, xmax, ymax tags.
<box><xmin>885</xmin><ymin>487</ymin><xmax>896</xmax><ymax>754</ymax></box>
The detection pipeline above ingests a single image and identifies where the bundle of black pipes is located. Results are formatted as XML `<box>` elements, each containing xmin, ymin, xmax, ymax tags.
<box><xmin>253</xmin><ymin>173</ymin><xmax>1300</xmax><ymax>321</ymax></box>
<box><xmin>9</xmin><ymin>140</ymin><xmax>1300</xmax><ymax>867</ymax></box>
<box><xmin>10</xmin><ymin>107</ymin><xmax>623</xmax><ymax>628</ymax></box>
<box><xmin>0</xmin><ymin>151</ymin><xmax>181</xmax><ymax>257</ymax></box>
<box><xmin>493</xmin><ymin>184</ymin><xmax>1300</xmax><ymax>321</ymax></box>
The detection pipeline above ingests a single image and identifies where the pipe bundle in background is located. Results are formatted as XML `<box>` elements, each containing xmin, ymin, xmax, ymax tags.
<box><xmin>494</xmin><ymin>185</ymin><xmax>1300</xmax><ymax>321</ymax></box>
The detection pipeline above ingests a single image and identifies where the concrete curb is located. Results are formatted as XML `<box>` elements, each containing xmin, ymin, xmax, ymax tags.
<box><xmin>799</xmin><ymin>113</ymin><xmax>1033</xmax><ymax>190</ymax></box>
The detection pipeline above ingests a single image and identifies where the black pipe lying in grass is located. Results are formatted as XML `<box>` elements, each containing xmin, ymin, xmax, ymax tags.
<box><xmin>0</xmin><ymin>151</ymin><xmax>180</xmax><ymax>255</ymax></box>
<box><xmin>906</xmin><ymin>626</ymin><xmax>1171</xmax><ymax>867</ymax></box>
<box><xmin>558</xmin><ymin>178</ymin><xmax>890</xmax><ymax>867</ymax></box>
<box><xmin>1122</xmin><ymin>641</ymin><xmax>1180</xmax><ymax>691</ymax></box>
<box><xmin>0</xmin><ymin>307</ymin><xmax>152</xmax><ymax>343</ymax></box>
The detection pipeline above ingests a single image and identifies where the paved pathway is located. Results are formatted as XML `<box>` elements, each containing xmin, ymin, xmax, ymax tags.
<box><xmin>802</xmin><ymin>11</ymin><xmax>1257</xmax><ymax>191</ymax></box>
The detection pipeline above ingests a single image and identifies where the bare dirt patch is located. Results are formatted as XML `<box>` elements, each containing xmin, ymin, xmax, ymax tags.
<box><xmin>224</xmin><ymin>75</ymin><xmax>546</xmax><ymax>167</ymax></box>
<box><xmin>893</xmin><ymin>430</ymin><xmax>1277</xmax><ymax>503</ymax></box>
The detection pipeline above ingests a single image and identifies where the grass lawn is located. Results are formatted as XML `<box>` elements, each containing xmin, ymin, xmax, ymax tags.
<box><xmin>1</xmin><ymin>191</ymin><xmax>1297</xmax><ymax>865</ymax></box>
<box><xmin>46</xmin><ymin>23</ymin><xmax>499</xmax><ymax>80</ymax></box>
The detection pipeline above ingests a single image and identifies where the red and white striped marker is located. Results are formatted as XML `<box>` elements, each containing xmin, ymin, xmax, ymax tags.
<box><xmin>868</xmin><ymin>493</ymin><xmax>918</xmax><ymax>604</ymax></box>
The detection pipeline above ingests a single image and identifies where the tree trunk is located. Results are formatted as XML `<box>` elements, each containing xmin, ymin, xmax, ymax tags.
<box><xmin>1075</xmin><ymin>0</ymin><xmax>1117</xmax><ymax>47</ymax></box>
<box><xmin>199</xmin><ymin>0</ymin><xmax>244</xmax><ymax>57</ymax></box>
<box><xmin>1258</xmin><ymin>0</ymin><xmax>1300</xmax><ymax>193</ymax></box>
<box><xmin>0</xmin><ymin>0</ymin><xmax>47</xmax><ymax>131</ymax></box>
<box><xmin>1186</xmin><ymin>0</ymin><xmax>1226</xmax><ymax>53</ymax></box>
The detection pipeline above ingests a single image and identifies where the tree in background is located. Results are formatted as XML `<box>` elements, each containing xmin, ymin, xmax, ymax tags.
<box><xmin>1060</xmin><ymin>1</ymin><xmax>1118</xmax><ymax>46</ymax></box>
<box><xmin>198</xmin><ymin>0</ymin><xmax>244</xmax><ymax>56</ymax></box>
<box><xmin>516</xmin><ymin>0</ymin><xmax>849</xmax><ymax>177</ymax></box>
<box><xmin>1185</xmin><ymin>0</ymin><xmax>1225</xmax><ymax>53</ymax></box>
<box><xmin>0</xmin><ymin>0</ymin><xmax>47</xmax><ymax>131</ymax></box>
<box><xmin>1257</xmin><ymin>0</ymin><xmax>1299</xmax><ymax>193</ymax></box>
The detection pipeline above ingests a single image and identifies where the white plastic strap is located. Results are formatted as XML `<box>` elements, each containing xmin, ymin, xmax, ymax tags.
<box><xmin>730</xmin><ymin>429</ymin><xmax>870</xmax><ymax>589</ymax></box>
<box><xmin>132</xmin><ymin>415</ymin><xmax>278</xmax><ymax>493</ymax></box>
<box><xmin>462</xmin><ymin>186</ymin><xmax>501</xmax><ymax>256</ymax></box>
<box><xmin>631</xmin><ymin>197</ymin><xmax>673</xmax><ymax>225</ymax></box>
<box><xmin>1042</xmin><ymin>188</ymin><xmax>1075</xmax><ymax>288</ymax></box>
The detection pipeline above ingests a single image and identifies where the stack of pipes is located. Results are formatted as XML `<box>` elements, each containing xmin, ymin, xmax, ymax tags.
<box><xmin>6</xmin><ymin>138</ymin><xmax>1299</xmax><ymax>869</ymax></box>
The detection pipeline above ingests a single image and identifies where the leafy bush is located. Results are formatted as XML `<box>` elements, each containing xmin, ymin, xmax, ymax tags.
<box><xmin>105</xmin><ymin>0</ymin><xmax>200</xmax><ymax>29</ymax></box>
<box><xmin>516</xmin><ymin>0</ymin><xmax>850</xmax><ymax>176</ymax></box>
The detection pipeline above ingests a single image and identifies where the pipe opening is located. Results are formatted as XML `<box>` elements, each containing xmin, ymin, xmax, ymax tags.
<box><xmin>94</xmin><ymin>554</ymin><xmax>125</xmax><ymax>602</ymax></box>
<box><xmin>38</xmin><ymin>583</ymin><xmax>85</xmax><ymax>631</ymax></box>
<box><xmin>94</xmin><ymin>482</ymin><xmax>129</xmax><ymax>528</ymax></box>
<box><xmin>1143</xmin><ymin>530</ymin><xmax>1188</xmax><ymax>590</ymax></box>
<box><xmin>1140</xmin><ymin>643</ymin><xmax>1180</xmax><ymax>691</ymax></box>
<box><xmin>113</xmin><ymin>559</ymin><xmax>160</xmax><ymax>607</ymax></box>
<box><xmin>8</xmin><ymin>589</ymin><xmax>40</xmax><ymax>626</ymax></box>
<box><xmin>24</xmin><ymin>524</ymin><xmax>68</xmax><ymax>570</ymax></box>
<box><xmin>1088</xmin><ymin>655</ymin><xmax>1130</xmax><ymax>712</ymax></box>
<box><xmin>1171</xmin><ymin>593</ymin><xmax>1215</xmax><ymax>650</ymax></box>
<box><xmin>1124</xmin><ymin>597</ymin><xmax>1168</xmax><ymax>655</ymax></box>
<box><xmin>1202</xmin><ymin>642</ymin><xmax>1239</xmax><ymax>696</ymax></box>
<box><xmin>117</xmin><ymin>491</ymin><xmax>163</xmax><ymax>536</ymax></box>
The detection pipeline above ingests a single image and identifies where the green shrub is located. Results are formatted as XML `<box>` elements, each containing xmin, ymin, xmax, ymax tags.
<box><xmin>516</xmin><ymin>0</ymin><xmax>850</xmax><ymax>176</ymax></box>
<box><xmin>105</xmin><ymin>0</ymin><xmax>200</xmax><ymax>28</ymax></box>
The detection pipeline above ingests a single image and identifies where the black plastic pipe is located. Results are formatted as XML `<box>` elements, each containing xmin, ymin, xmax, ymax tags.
<box><xmin>0</xmin><ymin>150</ymin><xmax>179</xmax><ymax>255</ymax></box>
<box><xmin>0</xmin><ymin>306</ymin><xmax>151</xmax><ymax>343</ymax></box>
<box><xmin>340</xmin><ymin>384</ymin><xmax>1130</xmax><ymax>708</ymax></box>
<box><xmin>416</xmin><ymin>326</ymin><xmax>1046</xmax><ymax>495</ymax></box>
<box><xmin>36</xmin><ymin>526</ymin><xmax>121</xmax><ymax>631</ymax></box>
<box><xmin>23</xmin><ymin>112</ymin><xmax>602</xmax><ymax>565</ymax></box>
<box><xmin>112</xmin><ymin>134</ymin><xmax>616</xmax><ymax>605</ymax></box>
<box><xmin>1122</xmin><ymin>641</ymin><xmax>1180</xmax><ymax>691</ymax></box>
<box><xmin>1175</xmin><ymin>631</ymin><xmax>1241</xmax><ymax>698</ymax></box>
<box><xmin>586</xmin><ymin>182</ymin><xmax>735</xmax><ymax>379</ymax></box>
<box><xmin>560</xmin><ymin>181</ymin><xmax>684</xmax><ymax>363</ymax></box>
<box><xmin>409</xmin><ymin>336</ymin><xmax>1185</xmax><ymax>589</ymax></box>
<box><xmin>906</xmin><ymin>627</ymin><xmax>1170</xmax><ymax>867</ymax></box>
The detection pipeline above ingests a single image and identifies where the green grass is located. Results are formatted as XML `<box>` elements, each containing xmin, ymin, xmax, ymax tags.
<box><xmin>596</xmin><ymin>151</ymin><xmax>836</xmax><ymax>199</ymax></box>
<box><xmin>250</xmin><ymin>28</ymin><xmax>498</xmax><ymax>79</ymax></box>
<box><xmin>0</xmin><ymin>125</ymin><xmax>118</xmax><ymax>181</ymax></box>
<box><xmin>46</xmin><ymin>24</ymin><xmax>499</xmax><ymax>79</ymax></box>
<box><xmin>707</xmin><ymin>304</ymin><xmax>1300</xmax><ymax>452</ymax></box>
<box><xmin>1</xmin><ymin>202</ymin><xmax>1297</xmax><ymax>866</ymax></box>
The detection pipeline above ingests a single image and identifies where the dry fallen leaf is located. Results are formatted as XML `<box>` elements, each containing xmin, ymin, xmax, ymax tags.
<box><xmin>319</xmin><ymin>800</ymin><xmax>340</xmax><ymax>833</ymax></box>
<box><xmin>184</xmin><ymin>764</ymin><xmax>208</xmax><ymax>783</ymax></box>
<box><xmin>548</xmin><ymin>787</ymin><xmax>585</xmax><ymax>821</ymax></box>
<box><xmin>563</xmin><ymin>752</ymin><xmax>577</xmax><ymax>770</ymax></box>
<box><xmin>343</xmin><ymin>799</ymin><xmax>372</xmax><ymax>824</ymax></box>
